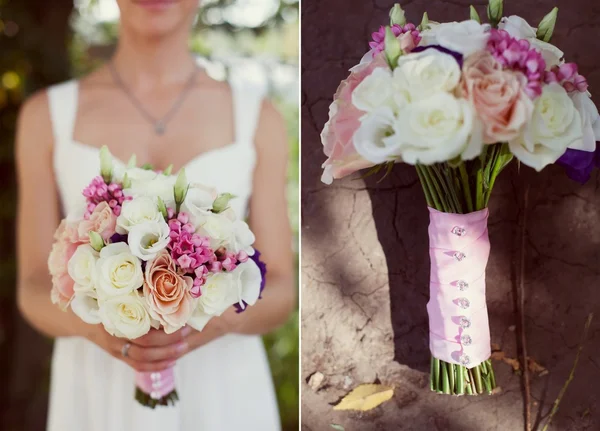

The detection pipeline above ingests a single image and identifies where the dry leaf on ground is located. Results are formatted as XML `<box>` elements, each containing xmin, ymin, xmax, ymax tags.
<box><xmin>491</xmin><ymin>349</ymin><xmax>548</xmax><ymax>375</ymax></box>
<box><xmin>333</xmin><ymin>384</ymin><xmax>394</xmax><ymax>412</ymax></box>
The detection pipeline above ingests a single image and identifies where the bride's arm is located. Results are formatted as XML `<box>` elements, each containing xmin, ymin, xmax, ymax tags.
<box><xmin>185</xmin><ymin>99</ymin><xmax>296</xmax><ymax>348</ymax></box>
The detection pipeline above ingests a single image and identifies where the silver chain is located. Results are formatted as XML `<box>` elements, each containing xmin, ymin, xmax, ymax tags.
<box><xmin>108</xmin><ymin>60</ymin><xmax>199</xmax><ymax>135</ymax></box>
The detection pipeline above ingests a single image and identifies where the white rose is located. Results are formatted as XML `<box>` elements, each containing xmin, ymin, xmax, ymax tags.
<box><xmin>569</xmin><ymin>91</ymin><xmax>600</xmax><ymax>152</ymax></box>
<box><xmin>198</xmin><ymin>272</ymin><xmax>237</xmax><ymax>316</ymax></box>
<box><xmin>127</xmin><ymin>220</ymin><xmax>171</xmax><ymax>261</ymax></box>
<box><xmin>96</xmin><ymin>242</ymin><xmax>144</xmax><ymax>296</ymax></box>
<box><xmin>353</xmin><ymin>107</ymin><xmax>400</xmax><ymax>164</ymax></box>
<box><xmin>100</xmin><ymin>292</ymin><xmax>152</xmax><ymax>339</ymax></box>
<box><xmin>499</xmin><ymin>16</ymin><xmax>563</xmax><ymax>68</ymax></box>
<box><xmin>71</xmin><ymin>291</ymin><xmax>102</xmax><ymax>324</ymax></box>
<box><xmin>419</xmin><ymin>20</ymin><xmax>490</xmax><ymax>57</ymax></box>
<box><xmin>509</xmin><ymin>83</ymin><xmax>583</xmax><ymax>171</ymax></box>
<box><xmin>393</xmin><ymin>92</ymin><xmax>483</xmax><ymax>165</ymax></box>
<box><xmin>231</xmin><ymin>259</ymin><xmax>262</xmax><ymax>311</ymax></box>
<box><xmin>394</xmin><ymin>49</ymin><xmax>462</xmax><ymax>102</ymax></box>
<box><xmin>67</xmin><ymin>244</ymin><xmax>98</xmax><ymax>294</ymax></box>
<box><xmin>197</xmin><ymin>212</ymin><xmax>235</xmax><ymax>249</ymax></box>
<box><xmin>124</xmin><ymin>170</ymin><xmax>176</xmax><ymax>208</ymax></box>
<box><xmin>352</xmin><ymin>68</ymin><xmax>400</xmax><ymax>113</ymax></box>
<box><xmin>182</xmin><ymin>183</ymin><xmax>217</xmax><ymax>224</ymax></box>
<box><xmin>231</xmin><ymin>220</ymin><xmax>256</xmax><ymax>255</ymax></box>
<box><xmin>116</xmin><ymin>197</ymin><xmax>163</xmax><ymax>234</ymax></box>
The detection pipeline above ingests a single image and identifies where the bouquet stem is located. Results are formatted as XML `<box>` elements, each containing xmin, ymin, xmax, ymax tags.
<box><xmin>417</xmin><ymin>143</ymin><xmax>512</xmax><ymax>396</ymax></box>
<box><xmin>135</xmin><ymin>387</ymin><xmax>179</xmax><ymax>409</ymax></box>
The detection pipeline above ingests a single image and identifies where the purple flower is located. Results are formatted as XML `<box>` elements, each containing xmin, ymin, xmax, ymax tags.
<box><xmin>557</xmin><ymin>144</ymin><xmax>600</xmax><ymax>184</ymax></box>
<box><xmin>369</xmin><ymin>23</ymin><xmax>421</xmax><ymax>55</ymax></box>
<box><xmin>411</xmin><ymin>45</ymin><xmax>464</xmax><ymax>67</ymax></box>
<box><xmin>234</xmin><ymin>250</ymin><xmax>267</xmax><ymax>313</ymax></box>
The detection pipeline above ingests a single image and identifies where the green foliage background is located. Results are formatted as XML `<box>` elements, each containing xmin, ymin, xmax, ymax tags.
<box><xmin>0</xmin><ymin>0</ymin><xmax>298</xmax><ymax>429</ymax></box>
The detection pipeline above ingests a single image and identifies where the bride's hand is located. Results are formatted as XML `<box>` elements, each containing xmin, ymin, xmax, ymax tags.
<box><xmin>92</xmin><ymin>326</ymin><xmax>192</xmax><ymax>372</ymax></box>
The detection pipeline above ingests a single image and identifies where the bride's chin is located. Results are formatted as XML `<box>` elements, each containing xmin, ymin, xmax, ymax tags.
<box><xmin>117</xmin><ymin>0</ymin><xmax>198</xmax><ymax>39</ymax></box>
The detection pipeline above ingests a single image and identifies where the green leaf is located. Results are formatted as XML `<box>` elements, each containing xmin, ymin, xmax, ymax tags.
<box><xmin>99</xmin><ymin>145</ymin><xmax>113</xmax><ymax>183</ymax></box>
<box><xmin>418</xmin><ymin>12</ymin><xmax>429</xmax><ymax>31</ymax></box>
<box><xmin>89</xmin><ymin>231</ymin><xmax>105</xmax><ymax>252</ymax></box>
<box><xmin>174</xmin><ymin>168</ymin><xmax>188</xmax><ymax>210</ymax></box>
<box><xmin>212</xmin><ymin>193</ymin><xmax>236</xmax><ymax>214</ymax></box>
<box><xmin>127</xmin><ymin>154</ymin><xmax>137</xmax><ymax>169</ymax></box>
<box><xmin>537</xmin><ymin>7</ymin><xmax>558</xmax><ymax>42</ymax></box>
<box><xmin>121</xmin><ymin>173</ymin><xmax>131</xmax><ymax>189</ymax></box>
<box><xmin>384</xmin><ymin>26</ymin><xmax>402</xmax><ymax>68</ymax></box>
<box><xmin>359</xmin><ymin>163</ymin><xmax>384</xmax><ymax>180</ymax></box>
<box><xmin>330</xmin><ymin>425</ymin><xmax>345</xmax><ymax>431</ymax></box>
<box><xmin>141</xmin><ymin>163</ymin><xmax>154</xmax><ymax>170</ymax></box>
<box><xmin>487</xmin><ymin>0</ymin><xmax>503</xmax><ymax>27</ymax></box>
<box><xmin>163</xmin><ymin>164</ymin><xmax>173</xmax><ymax>176</ymax></box>
<box><xmin>470</xmin><ymin>6</ymin><xmax>481</xmax><ymax>23</ymax></box>
<box><xmin>157</xmin><ymin>197</ymin><xmax>168</xmax><ymax>219</ymax></box>
<box><xmin>389</xmin><ymin>4</ymin><xmax>406</xmax><ymax>26</ymax></box>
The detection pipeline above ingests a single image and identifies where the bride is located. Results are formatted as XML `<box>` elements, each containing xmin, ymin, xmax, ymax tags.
<box><xmin>15</xmin><ymin>0</ymin><xmax>295</xmax><ymax>430</ymax></box>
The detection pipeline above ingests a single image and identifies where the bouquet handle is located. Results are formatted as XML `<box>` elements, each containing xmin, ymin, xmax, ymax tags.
<box><xmin>134</xmin><ymin>368</ymin><xmax>179</xmax><ymax>408</ymax></box>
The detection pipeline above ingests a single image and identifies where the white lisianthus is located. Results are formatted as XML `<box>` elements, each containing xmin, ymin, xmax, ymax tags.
<box><xmin>68</xmin><ymin>244</ymin><xmax>98</xmax><ymax>294</ymax></box>
<box><xmin>353</xmin><ymin>107</ymin><xmax>400</xmax><ymax>164</ymax></box>
<box><xmin>569</xmin><ymin>91</ymin><xmax>600</xmax><ymax>152</ymax></box>
<box><xmin>181</xmin><ymin>183</ymin><xmax>217</xmax><ymax>225</ymax></box>
<box><xmin>231</xmin><ymin>220</ymin><xmax>255</xmax><ymax>255</ymax></box>
<box><xmin>231</xmin><ymin>259</ymin><xmax>262</xmax><ymax>311</ymax></box>
<box><xmin>116</xmin><ymin>197</ymin><xmax>164</xmax><ymax>234</ymax></box>
<box><xmin>96</xmin><ymin>242</ymin><xmax>144</xmax><ymax>296</ymax></box>
<box><xmin>127</xmin><ymin>220</ymin><xmax>171</xmax><ymax>261</ymax></box>
<box><xmin>352</xmin><ymin>68</ymin><xmax>397</xmax><ymax>113</ymax></box>
<box><xmin>509</xmin><ymin>83</ymin><xmax>583</xmax><ymax>171</ymax></box>
<box><xmin>100</xmin><ymin>292</ymin><xmax>152</xmax><ymax>339</ymax></box>
<box><xmin>196</xmin><ymin>212</ymin><xmax>235</xmax><ymax>249</ymax></box>
<box><xmin>393</xmin><ymin>92</ymin><xmax>483</xmax><ymax>164</ymax></box>
<box><xmin>419</xmin><ymin>20</ymin><xmax>490</xmax><ymax>57</ymax></box>
<box><xmin>124</xmin><ymin>169</ymin><xmax>176</xmax><ymax>208</ymax></box>
<box><xmin>499</xmin><ymin>16</ymin><xmax>563</xmax><ymax>68</ymax></box>
<box><xmin>71</xmin><ymin>291</ymin><xmax>102</xmax><ymax>324</ymax></box>
<box><xmin>394</xmin><ymin>49</ymin><xmax>462</xmax><ymax>102</ymax></box>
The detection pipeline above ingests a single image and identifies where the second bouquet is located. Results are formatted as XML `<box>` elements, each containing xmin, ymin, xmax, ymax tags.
<box><xmin>48</xmin><ymin>147</ymin><xmax>265</xmax><ymax>407</ymax></box>
<box><xmin>321</xmin><ymin>1</ymin><xmax>599</xmax><ymax>395</ymax></box>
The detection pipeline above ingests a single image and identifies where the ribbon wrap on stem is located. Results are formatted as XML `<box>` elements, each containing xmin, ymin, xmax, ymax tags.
<box><xmin>427</xmin><ymin>207</ymin><xmax>491</xmax><ymax>368</ymax></box>
<box><xmin>135</xmin><ymin>368</ymin><xmax>176</xmax><ymax>400</ymax></box>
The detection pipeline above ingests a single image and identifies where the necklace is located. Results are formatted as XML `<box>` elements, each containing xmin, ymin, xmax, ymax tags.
<box><xmin>108</xmin><ymin>60</ymin><xmax>199</xmax><ymax>135</ymax></box>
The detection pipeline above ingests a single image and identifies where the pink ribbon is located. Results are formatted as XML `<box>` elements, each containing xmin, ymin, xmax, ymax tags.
<box><xmin>135</xmin><ymin>368</ymin><xmax>176</xmax><ymax>399</ymax></box>
<box><xmin>427</xmin><ymin>207</ymin><xmax>491</xmax><ymax>368</ymax></box>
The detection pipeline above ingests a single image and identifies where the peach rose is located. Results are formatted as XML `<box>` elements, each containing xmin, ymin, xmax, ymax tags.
<box><xmin>321</xmin><ymin>53</ymin><xmax>389</xmax><ymax>184</ymax></box>
<box><xmin>48</xmin><ymin>220</ymin><xmax>82</xmax><ymax>309</ymax></box>
<box><xmin>461</xmin><ymin>52</ymin><xmax>534</xmax><ymax>144</ymax></box>
<box><xmin>77</xmin><ymin>202</ymin><xmax>117</xmax><ymax>243</ymax></box>
<box><xmin>143</xmin><ymin>250</ymin><xmax>194</xmax><ymax>334</ymax></box>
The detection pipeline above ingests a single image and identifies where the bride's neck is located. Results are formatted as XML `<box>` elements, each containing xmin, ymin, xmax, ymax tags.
<box><xmin>110</xmin><ymin>29</ymin><xmax>196</xmax><ymax>89</ymax></box>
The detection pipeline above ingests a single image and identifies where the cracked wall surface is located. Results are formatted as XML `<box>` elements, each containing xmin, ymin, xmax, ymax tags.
<box><xmin>301</xmin><ymin>1</ymin><xmax>600</xmax><ymax>430</ymax></box>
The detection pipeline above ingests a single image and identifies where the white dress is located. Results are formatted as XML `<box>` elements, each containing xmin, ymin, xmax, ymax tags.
<box><xmin>46</xmin><ymin>78</ymin><xmax>281</xmax><ymax>431</ymax></box>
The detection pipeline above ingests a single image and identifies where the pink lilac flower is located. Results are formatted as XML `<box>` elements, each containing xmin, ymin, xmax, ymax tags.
<box><xmin>168</xmin><ymin>213</ymin><xmax>216</xmax><ymax>272</ymax></box>
<box><xmin>369</xmin><ymin>23</ymin><xmax>421</xmax><ymax>55</ymax></box>
<box><xmin>487</xmin><ymin>29</ymin><xmax>546</xmax><ymax>99</ymax></box>
<box><xmin>545</xmin><ymin>63</ymin><xmax>588</xmax><ymax>93</ymax></box>
<box><xmin>82</xmin><ymin>176</ymin><xmax>130</xmax><ymax>219</ymax></box>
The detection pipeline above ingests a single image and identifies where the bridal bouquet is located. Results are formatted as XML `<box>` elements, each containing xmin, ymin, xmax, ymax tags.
<box><xmin>48</xmin><ymin>146</ymin><xmax>266</xmax><ymax>407</ymax></box>
<box><xmin>320</xmin><ymin>1</ymin><xmax>599</xmax><ymax>395</ymax></box>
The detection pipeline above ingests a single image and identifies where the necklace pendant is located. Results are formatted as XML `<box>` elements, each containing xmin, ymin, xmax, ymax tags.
<box><xmin>155</xmin><ymin>121</ymin><xmax>165</xmax><ymax>135</ymax></box>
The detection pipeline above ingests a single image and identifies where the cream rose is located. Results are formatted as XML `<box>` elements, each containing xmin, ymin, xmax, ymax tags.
<box><xmin>509</xmin><ymin>82</ymin><xmax>583</xmax><ymax>171</ymax></box>
<box><xmin>116</xmin><ymin>197</ymin><xmax>164</xmax><ymax>234</ymax></box>
<box><xmin>67</xmin><ymin>244</ymin><xmax>99</xmax><ymax>294</ymax></box>
<box><xmin>461</xmin><ymin>52</ymin><xmax>534</xmax><ymax>143</ymax></box>
<box><xmin>569</xmin><ymin>91</ymin><xmax>600</xmax><ymax>152</ymax></box>
<box><xmin>95</xmin><ymin>242</ymin><xmax>144</xmax><ymax>297</ymax></box>
<box><xmin>187</xmin><ymin>271</ymin><xmax>236</xmax><ymax>332</ymax></box>
<box><xmin>100</xmin><ymin>292</ymin><xmax>152</xmax><ymax>339</ymax></box>
<box><xmin>143</xmin><ymin>251</ymin><xmax>194</xmax><ymax>334</ymax></box>
<box><xmin>419</xmin><ymin>20</ymin><xmax>490</xmax><ymax>57</ymax></box>
<box><xmin>196</xmin><ymin>212</ymin><xmax>236</xmax><ymax>249</ymax></box>
<box><xmin>393</xmin><ymin>92</ymin><xmax>483</xmax><ymax>164</ymax></box>
<box><xmin>351</xmin><ymin>68</ymin><xmax>397</xmax><ymax>113</ymax></box>
<box><xmin>394</xmin><ymin>48</ymin><xmax>462</xmax><ymax>102</ymax></box>
<box><xmin>127</xmin><ymin>220</ymin><xmax>171</xmax><ymax>261</ymax></box>
<box><xmin>124</xmin><ymin>169</ymin><xmax>176</xmax><ymax>208</ymax></box>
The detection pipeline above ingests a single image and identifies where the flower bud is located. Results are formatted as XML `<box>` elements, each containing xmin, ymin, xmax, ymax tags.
<box><xmin>418</xmin><ymin>12</ymin><xmax>429</xmax><ymax>30</ymax></box>
<box><xmin>389</xmin><ymin>4</ymin><xmax>406</xmax><ymax>26</ymax></box>
<box><xmin>121</xmin><ymin>173</ymin><xmax>131</xmax><ymax>189</ymax></box>
<box><xmin>470</xmin><ymin>6</ymin><xmax>481</xmax><ymax>24</ymax></box>
<box><xmin>536</xmin><ymin>7</ymin><xmax>558</xmax><ymax>42</ymax></box>
<box><xmin>384</xmin><ymin>26</ymin><xmax>402</xmax><ymax>68</ymax></box>
<box><xmin>89</xmin><ymin>231</ymin><xmax>105</xmax><ymax>252</ymax></box>
<box><xmin>212</xmin><ymin>193</ymin><xmax>236</xmax><ymax>214</ymax></box>
<box><xmin>127</xmin><ymin>154</ymin><xmax>137</xmax><ymax>169</ymax></box>
<box><xmin>141</xmin><ymin>163</ymin><xmax>154</xmax><ymax>171</ymax></box>
<box><xmin>174</xmin><ymin>168</ymin><xmax>188</xmax><ymax>211</ymax></box>
<box><xmin>157</xmin><ymin>196</ymin><xmax>168</xmax><ymax>220</ymax></box>
<box><xmin>99</xmin><ymin>146</ymin><xmax>113</xmax><ymax>184</ymax></box>
<box><xmin>487</xmin><ymin>0</ymin><xmax>503</xmax><ymax>27</ymax></box>
<box><xmin>163</xmin><ymin>164</ymin><xmax>173</xmax><ymax>176</ymax></box>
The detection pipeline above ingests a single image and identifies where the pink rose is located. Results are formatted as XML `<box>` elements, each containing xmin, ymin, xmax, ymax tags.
<box><xmin>77</xmin><ymin>201</ymin><xmax>117</xmax><ymax>242</ymax></box>
<box><xmin>48</xmin><ymin>220</ymin><xmax>82</xmax><ymax>309</ymax></box>
<box><xmin>321</xmin><ymin>53</ymin><xmax>389</xmax><ymax>184</ymax></box>
<box><xmin>461</xmin><ymin>52</ymin><xmax>534</xmax><ymax>144</ymax></box>
<box><xmin>144</xmin><ymin>251</ymin><xmax>194</xmax><ymax>334</ymax></box>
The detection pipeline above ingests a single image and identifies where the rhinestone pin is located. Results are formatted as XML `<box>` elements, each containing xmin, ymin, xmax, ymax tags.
<box><xmin>453</xmin><ymin>251</ymin><xmax>466</xmax><ymax>261</ymax></box>
<box><xmin>459</xmin><ymin>316</ymin><xmax>471</xmax><ymax>328</ymax></box>
<box><xmin>150</xmin><ymin>373</ymin><xmax>161</xmax><ymax>382</ymax></box>
<box><xmin>457</xmin><ymin>297</ymin><xmax>471</xmax><ymax>309</ymax></box>
<box><xmin>459</xmin><ymin>354</ymin><xmax>471</xmax><ymax>366</ymax></box>
<box><xmin>456</xmin><ymin>280</ymin><xmax>469</xmax><ymax>291</ymax></box>
<box><xmin>150</xmin><ymin>391</ymin><xmax>160</xmax><ymax>399</ymax></box>
<box><xmin>451</xmin><ymin>226</ymin><xmax>467</xmax><ymax>237</ymax></box>
<box><xmin>461</xmin><ymin>334</ymin><xmax>472</xmax><ymax>346</ymax></box>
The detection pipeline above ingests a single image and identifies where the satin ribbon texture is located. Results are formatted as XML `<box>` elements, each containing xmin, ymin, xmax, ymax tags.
<box><xmin>427</xmin><ymin>207</ymin><xmax>491</xmax><ymax>368</ymax></box>
<box><xmin>135</xmin><ymin>369</ymin><xmax>176</xmax><ymax>399</ymax></box>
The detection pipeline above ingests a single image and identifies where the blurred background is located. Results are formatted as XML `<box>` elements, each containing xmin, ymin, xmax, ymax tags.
<box><xmin>0</xmin><ymin>0</ymin><xmax>298</xmax><ymax>430</ymax></box>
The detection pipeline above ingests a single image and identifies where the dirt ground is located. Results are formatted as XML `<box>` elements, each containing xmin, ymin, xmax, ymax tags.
<box><xmin>301</xmin><ymin>1</ymin><xmax>600</xmax><ymax>430</ymax></box>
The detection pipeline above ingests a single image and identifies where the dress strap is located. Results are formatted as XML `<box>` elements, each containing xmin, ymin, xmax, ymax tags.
<box><xmin>47</xmin><ymin>80</ymin><xmax>78</xmax><ymax>146</ymax></box>
<box><xmin>229</xmin><ymin>70</ymin><xmax>267</xmax><ymax>146</ymax></box>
